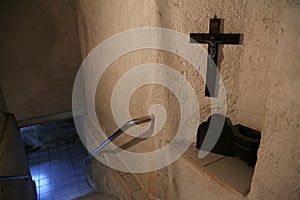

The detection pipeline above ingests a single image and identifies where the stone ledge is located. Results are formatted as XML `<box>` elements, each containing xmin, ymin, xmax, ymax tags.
<box><xmin>183</xmin><ymin>145</ymin><xmax>254</xmax><ymax>195</ymax></box>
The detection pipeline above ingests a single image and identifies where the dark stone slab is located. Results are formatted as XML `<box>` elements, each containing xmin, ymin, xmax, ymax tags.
<box><xmin>21</xmin><ymin>118</ymin><xmax>80</xmax><ymax>153</ymax></box>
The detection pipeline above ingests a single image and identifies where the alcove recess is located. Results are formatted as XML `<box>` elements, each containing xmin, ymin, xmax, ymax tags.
<box><xmin>182</xmin><ymin>121</ymin><xmax>261</xmax><ymax>195</ymax></box>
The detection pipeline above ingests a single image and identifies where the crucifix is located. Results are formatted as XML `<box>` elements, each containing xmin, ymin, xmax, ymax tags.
<box><xmin>190</xmin><ymin>17</ymin><xmax>241</xmax><ymax>97</ymax></box>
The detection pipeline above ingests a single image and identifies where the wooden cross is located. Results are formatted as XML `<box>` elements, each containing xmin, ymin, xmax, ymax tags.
<box><xmin>190</xmin><ymin>18</ymin><xmax>241</xmax><ymax>97</ymax></box>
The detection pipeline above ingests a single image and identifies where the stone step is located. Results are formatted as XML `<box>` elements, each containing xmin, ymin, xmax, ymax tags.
<box><xmin>0</xmin><ymin>114</ymin><xmax>31</xmax><ymax>175</ymax></box>
<box><xmin>0</xmin><ymin>179</ymin><xmax>37</xmax><ymax>200</ymax></box>
<box><xmin>76</xmin><ymin>192</ymin><xmax>118</xmax><ymax>200</ymax></box>
<box><xmin>0</xmin><ymin>114</ymin><xmax>37</xmax><ymax>199</ymax></box>
<box><xmin>119</xmin><ymin>173</ymin><xmax>150</xmax><ymax>200</ymax></box>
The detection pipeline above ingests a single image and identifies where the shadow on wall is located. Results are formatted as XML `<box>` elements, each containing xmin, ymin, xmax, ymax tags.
<box><xmin>0</xmin><ymin>0</ymin><xmax>55</xmax><ymax>65</ymax></box>
<box><xmin>0</xmin><ymin>0</ymin><xmax>81</xmax><ymax>121</ymax></box>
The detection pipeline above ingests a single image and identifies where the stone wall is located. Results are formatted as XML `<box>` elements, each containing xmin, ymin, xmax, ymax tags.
<box><xmin>236</xmin><ymin>1</ymin><xmax>280</xmax><ymax>130</ymax></box>
<box><xmin>248</xmin><ymin>3</ymin><xmax>300</xmax><ymax>199</ymax></box>
<box><xmin>0</xmin><ymin>85</ymin><xmax>36</xmax><ymax>199</ymax></box>
<box><xmin>0</xmin><ymin>0</ymin><xmax>81</xmax><ymax>122</ymax></box>
<box><xmin>76</xmin><ymin>0</ymin><xmax>300</xmax><ymax>199</ymax></box>
<box><xmin>75</xmin><ymin>1</ymin><xmax>171</xmax><ymax>198</ymax></box>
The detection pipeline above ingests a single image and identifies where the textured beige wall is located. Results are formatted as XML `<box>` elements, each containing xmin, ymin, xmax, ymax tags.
<box><xmin>237</xmin><ymin>1</ymin><xmax>279</xmax><ymax>130</ymax></box>
<box><xmin>0</xmin><ymin>0</ymin><xmax>81</xmax><ymax>121</ymax></box>
<box><xmin>249</xmin><ymin>2</ymin><xmax>300</xmax><ymax>199</ymax></box>
<box><xmin>156</xmin><ymin>0</ymin><xmax>246</xmax><ymax>124</ymax></box>
<box><xmin>76</xmin><ymin>1</ymin><xmax>173</xmax><ymax>198</ymax></box>
<box><xmin>76</xmin><ymin>0</ymin><xmax>300</xmax><ymax>199</ymax></box>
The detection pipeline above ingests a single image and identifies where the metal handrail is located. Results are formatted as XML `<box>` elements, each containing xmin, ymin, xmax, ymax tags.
<box><xmin>84</xmin><ymin>115</ymin><xmax>154</xmax><ymax>163</ymax></box>
<box><xmin>0</xmin><ymin>175</ymin><xmax>29</xmax><ymax>181</ymax></box>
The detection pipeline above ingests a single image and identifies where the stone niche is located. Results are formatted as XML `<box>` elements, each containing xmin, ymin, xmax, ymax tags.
<box><xmin>76</xmin><ymin>0</ymin><xmax>300</xmax><ymax>200</ymax></box>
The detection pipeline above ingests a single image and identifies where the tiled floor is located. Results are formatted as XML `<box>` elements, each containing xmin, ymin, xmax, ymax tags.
<box><xmin>27</xmin><ymin>141</ymin><xmax>94</xmax><ymax>200</ymax></box>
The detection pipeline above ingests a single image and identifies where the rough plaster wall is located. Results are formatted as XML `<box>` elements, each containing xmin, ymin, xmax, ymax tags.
<box><xmin>90</xmin><ymin>160</ymin><xmax>132</xmax><ymax>200</ymax></box>
<box><xmin>76</xmin><ymin>0</ymin><xmax>174</xmax><ymax>198</ymax></box>
<box><xmin>158</xmin><ymin>1</ymin><xmax>300</xmax><ymax>199</ymax></box>
<box><xmin>0</xmin><ymin>0</ymin><xmax>81</xmax><ymax>121</ymax></box>
<box><xmin>76</xmin><ymin>0</ymin><xmax>300</xmax><ymax>199</ymax></box>
<box><xmin>76</xmin><ymin>0</ymin><xmax>160</xmax><ymax>59</ymax></box>
<box><xmin>156</xmin><ymin>0</ymin><xmax>247</xmax><ymax>124</ymax></box>
<box><xmin>95</xmin><ymin>50</ymin><xmax>179</xmax><ymax>153</ymax></box>
<box><xmin>161</xmin><ymin>1</ymin><xmax>300</xmax><ymax>199</ymax></box>
<box><xmin>248</xmin><ymin>2</ymin><xmax>300</xmax><ymax>199</ymax></box>
<box><xmin>237</xmin><ymin>1</ymin><xmax>280</xmax><ymax>130</ymax></box>
<box><xmin>75</xmin><ymin>0</ymin><xmax>243</xmax><ymax>198</ymax></box>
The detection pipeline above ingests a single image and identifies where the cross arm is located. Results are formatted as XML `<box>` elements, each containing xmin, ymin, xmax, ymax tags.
<box><xmin>190</xmin><ymin>33</ymin><xmax>240</xmax><ymax>45</ymax></box>
<box><xmin>190</xmin><ymin>33</ymin><xmax>211</xmax><ymax>44</ymax></box>
<box><xmin>216</xmin><ymin>34</ymin><xmax>240</xmax><ymax>44</ymax></box>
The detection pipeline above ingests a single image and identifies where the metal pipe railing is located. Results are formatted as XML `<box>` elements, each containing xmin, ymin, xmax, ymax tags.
<box><xmin>84</xmin><ymin>115</ymin><xmax>154</xmax><ymax>163</ymax></box>
<box><xmin>0</xmin><ymin>175</ymin><xmax>29</xmax><ymax>181</ymax></box>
